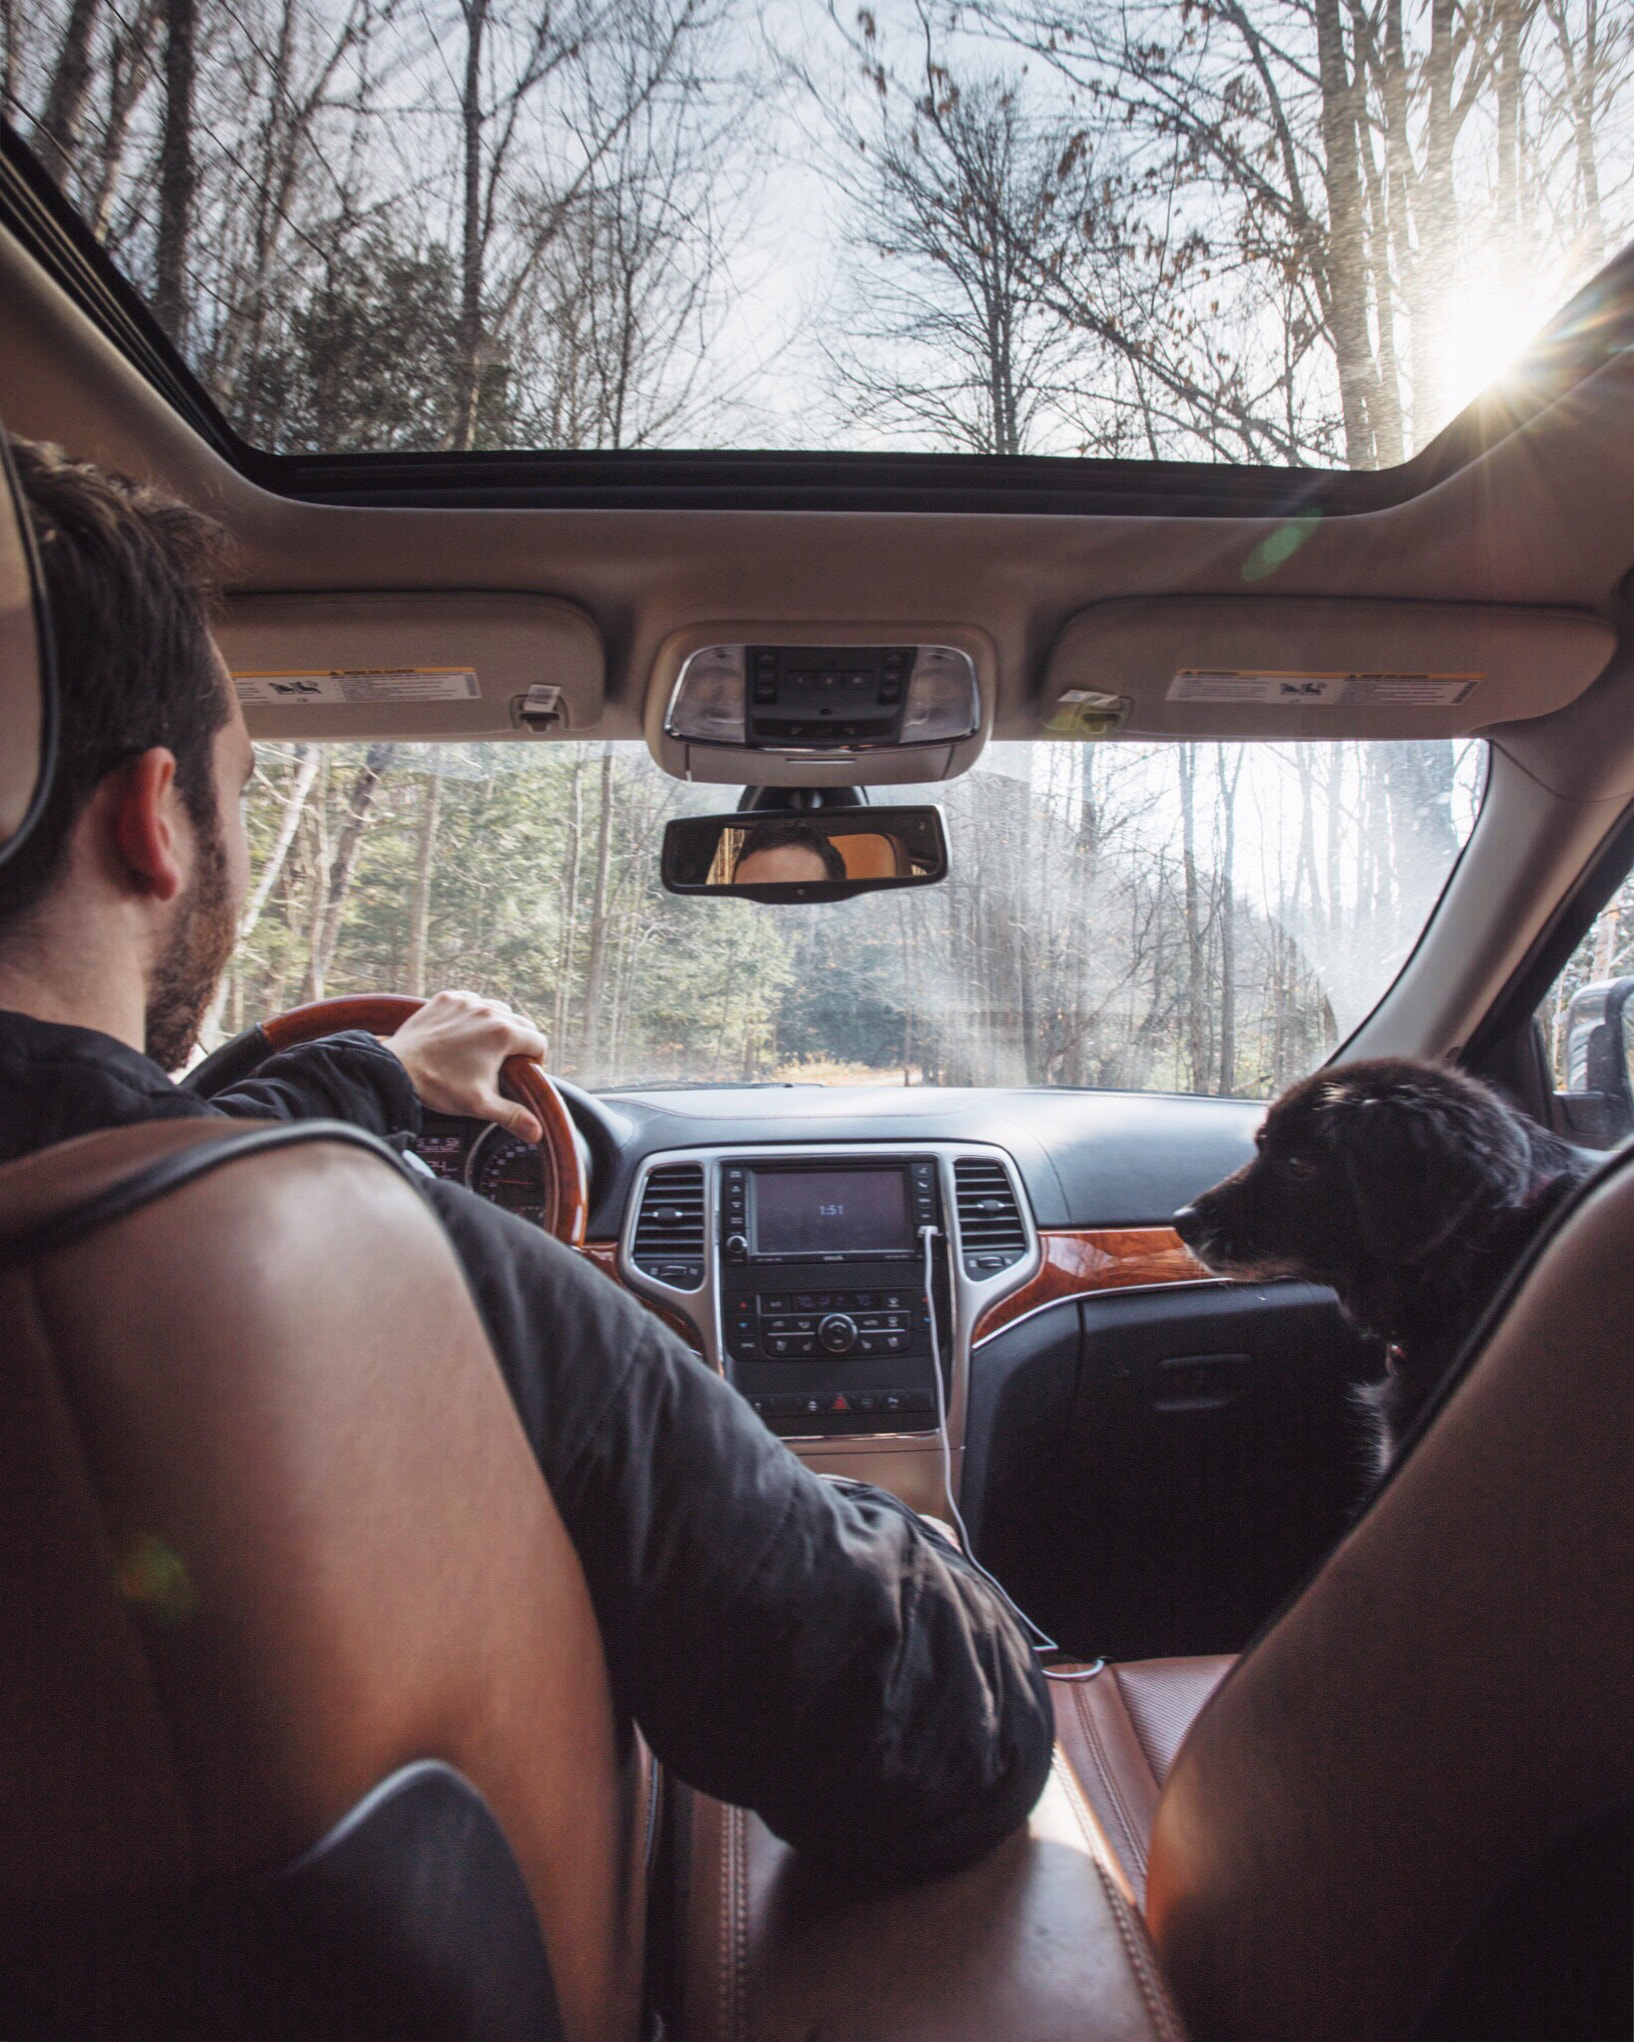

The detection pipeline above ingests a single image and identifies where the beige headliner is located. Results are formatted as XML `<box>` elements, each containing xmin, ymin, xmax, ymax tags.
<box><xmin>5</xmin><ymin>219</ymin><xmax>1634</xmax><ymax>1059</ymax></box>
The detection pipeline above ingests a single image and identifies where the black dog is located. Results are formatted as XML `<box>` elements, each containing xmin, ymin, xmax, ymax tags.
<box><xmin>1173</xmin><ymin>1058</ymin><xmax>1592</xmax><ymax>1473</ymax></box>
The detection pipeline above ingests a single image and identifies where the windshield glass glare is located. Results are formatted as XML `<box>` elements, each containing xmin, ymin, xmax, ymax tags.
<box><xmin>219</xmin><ymin>739</ymin><xmax>1484</xmax><ymax>1097</ymax></box>
<box><xmin>6</xmin><ymin>2</ymin><xmax>1630</xmax><ymax>470</ymax></box>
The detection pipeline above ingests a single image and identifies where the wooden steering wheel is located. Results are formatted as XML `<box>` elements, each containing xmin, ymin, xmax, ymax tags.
<box><xmin>207</xmin><ymin>994</ymin><xmax>589</xmax><ymax>1247</ymax></box>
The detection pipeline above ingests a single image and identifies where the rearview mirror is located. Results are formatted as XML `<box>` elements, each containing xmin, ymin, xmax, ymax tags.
<box><xmin>662</xmin><ymin>805</ymin><xmax>949</xmax><ymax>902</ymax></box>
<box><xmin>0</xmin><ymin>433</ymin><xmax>54</xmax><ymax>866</ymax></box>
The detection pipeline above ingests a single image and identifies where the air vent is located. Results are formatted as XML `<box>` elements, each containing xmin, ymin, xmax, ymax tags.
<box><xmin>632</xmin><ymin>1164</ymin><xmax>706</xmax><ymax>1289</ymax></box>
<box><xmin>953</xmin><ymin>1158</ymin><xmax>1027</xmax><ymax>1277</ymax></box>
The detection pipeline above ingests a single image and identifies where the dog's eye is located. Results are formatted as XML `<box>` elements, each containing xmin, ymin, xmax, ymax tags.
<box><xmin>1283</xmin><ymin>1156</ymin><xmax>1319</xmax><ymax>1179</ymax></box>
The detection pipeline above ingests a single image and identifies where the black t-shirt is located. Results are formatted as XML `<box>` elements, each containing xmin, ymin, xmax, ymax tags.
<box><xmin>0</xmin><ymin>1009</ymin><xmax>1051</xmax><ymax>1889</ymax></box>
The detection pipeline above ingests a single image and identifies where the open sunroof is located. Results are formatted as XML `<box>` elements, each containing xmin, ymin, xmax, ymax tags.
<box><xmin>4</xmin><ymin>0</ymin><xmax>1633</xmax><ymax>500</ymax></box>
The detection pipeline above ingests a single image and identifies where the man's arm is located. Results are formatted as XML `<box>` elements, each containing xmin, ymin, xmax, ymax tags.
<box><xmin>426</xmin><ymin>1181</ymin><xmax>1053</xmax><ymax>1892</ymax></box>
<box><xmin>207</xmin><ymin>991</ymin><xmax>550</xmax><ymax>1143</ymax></box>
<box><xmin>207</xmin><ymin>1029</ymin><xmax>422</xmax><ymax>1135</ymax></box>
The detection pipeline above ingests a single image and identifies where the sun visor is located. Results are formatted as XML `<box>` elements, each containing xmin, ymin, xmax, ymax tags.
<box><xmin>1040</xmin><ymin>598</ymin><xmax>1616</xmax><ymax>741</ymax></box>
<box><xmin>217</xmin><ymin>592</ymin><xmax>604</xmax><ymax>741</ymax></box>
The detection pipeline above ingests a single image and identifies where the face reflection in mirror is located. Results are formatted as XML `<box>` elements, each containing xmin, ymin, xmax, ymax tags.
<box><xmin>666</xmin><ymin>804</ymin><xmax>945</xmax><ymax>898</ymax></box>
<box><xmin>730</xmin><ymin>822</ymin><xmax>848</xmax><ymax>887</ymax></box>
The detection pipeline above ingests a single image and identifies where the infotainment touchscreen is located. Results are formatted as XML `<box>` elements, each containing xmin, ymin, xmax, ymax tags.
<box><xmin>751</xmin><ymin>1168</ymin><xmax>914</xmax><ymax>1257</ymax></box>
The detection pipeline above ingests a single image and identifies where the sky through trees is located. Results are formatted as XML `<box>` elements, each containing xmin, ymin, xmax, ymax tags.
<box><xmin>7</xmin><ymin>0</ymin><xmax>1632</xmax><ymax>465</ymax></box>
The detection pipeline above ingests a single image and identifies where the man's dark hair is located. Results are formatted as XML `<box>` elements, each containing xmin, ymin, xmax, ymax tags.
<box><xmin>735</xmin><ymin>821</ymin><xmax>848</xmax><ymax>883</ymax></box>
<box><xmin>0</xmin><ymin>438</ymin><xmax>231</xmax><ymax>937</ymax></box>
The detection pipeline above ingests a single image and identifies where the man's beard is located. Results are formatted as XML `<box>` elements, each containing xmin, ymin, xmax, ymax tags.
<box><xmin>144</xmin><ymin>819</ymin><xmax>238</xmax><ymax>1073</ymax></box>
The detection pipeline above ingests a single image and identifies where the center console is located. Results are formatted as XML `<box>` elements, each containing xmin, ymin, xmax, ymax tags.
<box><xmin>618</xmin><ymin>1144</ymin><xmax>1040</xmax><ymax>1489</ymax></box>
<box><xmin>718</xmin><ymin>1157</ymin><xmax>946</xmax><ymax>1436</ymax></box>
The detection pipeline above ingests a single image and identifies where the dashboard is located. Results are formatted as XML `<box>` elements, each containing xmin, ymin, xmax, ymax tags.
<box><xmin>407</xmin><ymin>1084</ymin><xmax>1372</xmax><ymax>1661</ymax></box>
<box><xmin>411</xmin><ymin>1111</ymin><xmax>560</xmax><ymax>1224</ymax></box>
<box><xmin>407</xmin><ymin>1085</ymin><xmax>1266</xmax><ymax>1514</ymax></box>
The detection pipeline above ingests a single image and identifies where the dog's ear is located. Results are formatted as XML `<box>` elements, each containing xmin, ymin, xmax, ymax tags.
<box><xmin>1320</xmin><ymin>1080</ymin><xmax>1534</xmax><ymax>1268</ymax></box>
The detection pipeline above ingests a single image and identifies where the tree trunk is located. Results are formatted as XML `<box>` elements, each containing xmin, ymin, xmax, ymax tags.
<box><xmin>302</xmin><ymin>744</ymin><xmax>395</xmax><ymax>1001</ymax></box>
<box><xmin>239</xmin><ymin>744</ymin><xmax>318</xmax><ymax>943</ymax></box>
<box><xmin>1178</xmin><ymin>745</ymin><xmax>1208</xmax><ymax>1091</ymax></box>
<box><xmin>406</xmin><ymin>747</ymin><xmax>444</xmax><ymax>996</ymax></box>
<box><xmin>1411</xmin><ymin>0</ymin><xmax>1461</xmax><ymax>443</ymax></box>
<box><xmin>452</xmin><ymin>0</ymin><xmax>489</xmax><ymax>452</ymax></box>
<box><xmin>38</xmin><ymin>0</ymin><xmax>101</xmax><ymax>189</ymax></box>
<box><xmin>578</xmin><ymin>746</ymin><xmax>617</xmax><ymax>1073</ymax></box>
<box><xmin>89</xmin><ymin>0</ymin><xmax>160</xmax><ymax>240</ymax></box>
<box><xmin>155</xmin><ymin>0</ymin><xmax>196</xmax><ymax>345</ymax></box>
<box><xmin>552</xmin><ymin>755</ymin><xmax>585</xmax><ymax>1055</ymax></box>
<box><xmin>1554</xmin><ymin>0</ymin><xmax>1607</xmax><ymax>266</ymax></box>
<box><xmin>1215</xmin><ymin>746</ymin><xmax>1241</xmax><ymax>1096</ymax></box>
<box><xmin>1313</xmin><ymin>0</ymin><xmax>1380</xmax><ymax>466</ymax></box>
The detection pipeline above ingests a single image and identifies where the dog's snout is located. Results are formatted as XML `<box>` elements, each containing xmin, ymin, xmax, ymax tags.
<box><xmin>1172</xmin><ymin>1203</ymin><xmax>1204</xmax><ymax>1247</ymax></box>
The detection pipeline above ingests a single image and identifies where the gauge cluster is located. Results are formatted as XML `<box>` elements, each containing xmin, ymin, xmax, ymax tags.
<box><xmin>412</xmin><ymin>1111</ymin><xmax>548</xmax><ymax>1226</ymax></box>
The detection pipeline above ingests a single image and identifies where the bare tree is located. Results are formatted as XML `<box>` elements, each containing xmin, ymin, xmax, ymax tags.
<box><xmin>35</xmin><ymin>0</ymin><xmax>100</xmax><ymax>187</ymax></box>
<box><xmin>154</xmin><ymin>0</ymin><xmax>197</xmax><ymax>343</ymax></box>
<box><xmin>436</xmin><ymin>0</ymin><xmax>716</xmax><ymax>450</ymax></box>
<box><xmin>793</xmin><ymin>5</ymin><xmax>1098</xmax><ymax>453</ymax></box>
<box><xmin>302</xmin><ymin>742</ymin><xmax>396</xmax><ymax>1000</ymax></box>
<box><xmin>968</xmin><ymin>0</ymin><xmax>1634</xmax><ymax>464</ymax></box>
<box><xmin>406</xmin><ymin>746</ymin><xmax>444</xmax><ymax>995</ymax></box>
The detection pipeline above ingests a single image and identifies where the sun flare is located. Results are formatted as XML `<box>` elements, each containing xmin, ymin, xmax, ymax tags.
<box><xmin>1435</xmin><ymin>289</ymin><xmax>1545</xmax><ymax>420</ymax></box>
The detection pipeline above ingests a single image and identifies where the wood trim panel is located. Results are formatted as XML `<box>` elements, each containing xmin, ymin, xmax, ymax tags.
<box><xmin>972</xmin><ymin>1227</ymin><xmax>1214</xmax><ymax>1345</ymax></box>
<box><xmin>581</xmin><ymin>1241</ymin><xmax>706</xmax><ymax>1355</ymax></box>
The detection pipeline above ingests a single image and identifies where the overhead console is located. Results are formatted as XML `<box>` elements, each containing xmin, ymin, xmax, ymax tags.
<box><xmin>646</xmin><ymin>623</ymin><xmax>994</xmax><ymax>784</ymax></box>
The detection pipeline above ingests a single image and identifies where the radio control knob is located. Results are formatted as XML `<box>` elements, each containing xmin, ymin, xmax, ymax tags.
<box><xmin>818</xmin><ymin>1313</ymin><xmax>857</xmax><ymax>1355</ymax></box>
<box><xmin>726</xmin><ymin>1234</ymin><xmax>749</xmax><ymax>1262</ymax></box>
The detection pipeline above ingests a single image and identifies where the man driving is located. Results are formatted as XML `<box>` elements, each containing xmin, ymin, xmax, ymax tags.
<box><xmin>0</xmin><ymin>437</ymin><xmax>1051</xmax><ymax>1892</ymax></box>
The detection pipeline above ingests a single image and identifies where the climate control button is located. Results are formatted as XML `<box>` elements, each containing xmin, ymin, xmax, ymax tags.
<box><xmin>817</xmin><ymin>1313</ymin><xmax>858</xmax><ymax>1355</ymax></box>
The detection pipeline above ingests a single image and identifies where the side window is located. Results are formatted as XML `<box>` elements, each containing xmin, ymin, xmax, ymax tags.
<box><xmin>1538</xmin><ymin>868</ymin><xmax>1634</xmax><ymax>1148</ymax></box>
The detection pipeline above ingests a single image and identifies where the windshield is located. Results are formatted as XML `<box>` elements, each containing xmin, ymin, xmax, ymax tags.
<box><xmin>220</xmin><ymin>738</ymin><xmax>1484</xmax><ymax>1095</ymax></box>
<box><xmin>6</xmin><ymin>2</ymin><xmax>1631</xmax><ymax>470</ymax></box>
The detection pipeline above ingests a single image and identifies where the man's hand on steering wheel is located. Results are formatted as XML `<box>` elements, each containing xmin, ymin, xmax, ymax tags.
<box><xmin>381</xmin><ymin>990</ymin><xmax>551</xmax><ymax>1143</ymax></box>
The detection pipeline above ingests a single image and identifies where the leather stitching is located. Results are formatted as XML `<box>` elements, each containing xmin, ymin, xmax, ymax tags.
<box><xmin>1069</xmin><ymin>1675</ymin><xmax>1151</xmax><ymax>1885</ymax></box>
<box><xmin>1050</xmin><ymin>1754</ymin><xmax>1185</xmax><ymax>2042</ymax></box>
<box><xmin>721</xmin><ymin>1803</ymin><xmax>747</xmax><ymax>2042</ymax></box>
<box><xmin>1086</xmin><ymin>1846</ymin><xmax>1187</xmax><ymax>2042</ymax></box>
<box><xmin>715</xmin><ymin>1803</ymin><xmax>734</xmax><ymax>2042</ymax></box>
<box><xmin>1051</xmin><ymin>1746</ymin><xmax>1133</xmax><ymax>1901</ymax></box>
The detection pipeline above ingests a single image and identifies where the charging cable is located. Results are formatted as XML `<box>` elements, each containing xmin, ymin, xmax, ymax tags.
<box><xmin>919</xmin><ymin>1223</ymin><xmax>1103</xmax><ymax>1681</ymax></box>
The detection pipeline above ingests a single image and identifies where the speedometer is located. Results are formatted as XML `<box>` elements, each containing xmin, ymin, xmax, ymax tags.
<box><xmin>467</xmin><ymin>1126</ymin><xmax>547</xmax><ymax>1225</ymax></box>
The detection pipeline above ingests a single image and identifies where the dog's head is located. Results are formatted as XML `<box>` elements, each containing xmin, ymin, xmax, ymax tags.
<box><xmin>1173</xmin><ymin>1059</ymin><xmax>1541</xmax><ymax>1297</ymax></box>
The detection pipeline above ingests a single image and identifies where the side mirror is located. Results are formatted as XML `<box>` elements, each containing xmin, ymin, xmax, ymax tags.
<box><xmin>661</xmin><ymin>805</ymin><xmax>950</xmax><ymax>903</ymax></box>
<box><xmin>1559</xmin><ymin>975</ymin><xmax>1634</xmax><ymax>1147</ymax></box>
<box><xmin>0</xmin><ymin>433</ymin><xmax>55</xmax><ymax>866</ymax></box>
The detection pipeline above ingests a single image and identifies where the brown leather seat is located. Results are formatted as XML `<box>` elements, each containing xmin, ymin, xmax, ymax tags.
<box><xmin>1140</xmin><ymin>1145</ymin><xmax>1634</xmax><ymax>2041</ymax></box>
<box><xmin>678</xmin><ymin>1758</ymin><xmax>1189</xmax><ymax>2042</ymax></box>
<box><xmin>1047</xmin><ymin>1150</ymin><xmax>1634</xmax><ymax>2041</ymax></box>
<box><xmin>0</xmin><ymin>1116</ymin><xmax>650</xmax><ymax>2042</ymax></box>
<box><xmin>1047</xmin><ymin>1658</ymin><xmax>1232</xmax><ymax>1905</ymax></box>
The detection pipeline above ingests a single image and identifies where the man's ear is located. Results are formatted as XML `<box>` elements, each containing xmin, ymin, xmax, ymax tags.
<box><xmin>106</xmin><ymin>749</ymin><xmax>186</xmax><ymax>903</ymax></box>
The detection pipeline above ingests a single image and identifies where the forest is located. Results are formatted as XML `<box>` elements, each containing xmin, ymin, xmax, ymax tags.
<box><xmin>0</xmin><ymin>0</ymin><xmax>1592</xmax><ymax>1088</ymax></box>
<box><xmin>3</xmin><ymin>0</ymin><xmax>1630</xmax><ymax>467</ymax></box>
<box><xmin>213</xmin><ymin>738</ymin><xmax>1480</xmax><ymax>1096</ymax></box>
